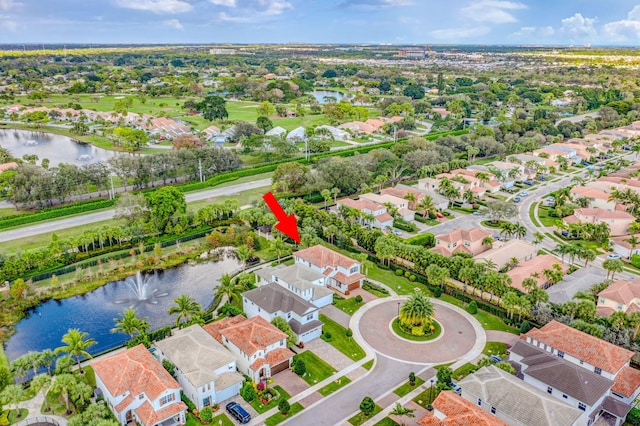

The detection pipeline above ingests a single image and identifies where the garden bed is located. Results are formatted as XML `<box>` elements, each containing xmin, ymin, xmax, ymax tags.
<box><xmin>391</xmin><ymin>318</ymin><xmax>442</xmax><ymax>342</ymax></box>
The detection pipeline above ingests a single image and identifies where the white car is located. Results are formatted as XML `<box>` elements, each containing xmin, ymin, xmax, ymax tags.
<box><xmin>520</xmin><ymin>191</ymin><xmax>528</xmax><ymax>197</ymax></box>
<box><xmin>392</xmin><ymin>230</ymin><xmax>403</xmax><ymax>236</ymax></box>
<box><xmin>607</xmin><ymin>253</ymin><xmax>622</xmax><ymax>260</ymax></box>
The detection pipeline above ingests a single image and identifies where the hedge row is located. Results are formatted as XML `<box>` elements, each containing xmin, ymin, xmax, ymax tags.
<box><xmin>405</xmin><ymin>233</ymin><xmax>435</xmax><ymax>248</ymax></box>
<box><xmin>0</xmin><ymin>199</ymin><xmax>116</xmax><ymax>230</ymax></box>
<box><xmin>393</xmin><ymin>218</ymin><xmax>418</xmax><ymax>232</ymax></box>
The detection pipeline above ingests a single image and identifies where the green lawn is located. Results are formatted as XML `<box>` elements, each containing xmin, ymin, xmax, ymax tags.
<box><xmin>264</xmin><ymin>402</ymin><xmax>304</xmax><ymax>426</ymax></box>
<box><xmin>348</xmin><ymin>405</ymin><xmax>382</xmax><ymax>426</ymax></box>
<box><xmin>374</xmin><ymin>418</ymin><xmax>400</xmax><ymax>426</ymax></box>
<box><xmin>366</xmin><ymin>262</ymin><xmax>427</xmax><ymax>296</ymax></box>
<box><xmin>538</xmin><ymin>206</ymin><xmax>561</xmax><ymax>227</ymax></box>
<box><xmin>362</xmin><ymin>359</ymin><xmax>374</xmax><ymax>370</ymax></box>
<box><xmin>452</xmin><ymin>363</ymin><xmax>478</xmax><ymax>381</ymax></box>
<box><xmin>294</xmin><ymin>351</ymin><xmax>337</xmax><ymax>386</ymax></box>
<box><xmin>483</xmin><ymin>342</ymin><xmax>508</xmax><ymax>357</ymax></box>
<box><xmin>438</xmin><ymin>295</ymin><xmax>519</xmax><ymax>334</ymax></box>
<box><xmin>317</xmin><ymin>375</ymin><xmax>352</xmax><ymax>396</ymax></box>
<box><xmin>391</xmin><ymin>318</ymin><xmax>442</xmax><ymax>341</ymax></box>
<box><xmin>185</xmin><ymin>412</ymin><xmax>234</xmax><ymax>426</ymax></box>
<box><xmin>528</xmin><ymin>202</ymin><xmax>541</xmax><ymax>227</ymax></box>
<box><xmin>413</xmin><ymin>387</ymin><xmax>441</xmax><ymax>409</ymax></box>
<box><xmin>334</xmin><ymin>297</ymin><xmax>365</xmax><ymax>315</ymax></box>
<box><xmin>187</xmin><ymin>185</ymin><xmax>270</xmax><ymax>211</ymax></box>
<box><xmin>393</xmin><ymin>377</ymin><xmax>425</xmax><ymax>397</ymax></box>
<box><xmin>2</xmin><ymin>408</ymin><xmax>28</xmax><ymax>424</ymax></box>
<box><xmin>320</xmin><ymin>314</ymin><xmax>366</xmax><ymax>361</ymax></box>
<box><xmin>248</xmin><ymin>386</ymin><xmax>291</xmax><ymax>414</ymax></box>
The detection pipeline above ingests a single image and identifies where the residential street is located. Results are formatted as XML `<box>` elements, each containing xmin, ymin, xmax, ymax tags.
<box><xmin>0</xmin><ymin>178</ymin><xmax>271</xmax><ymax>243</ymax></box>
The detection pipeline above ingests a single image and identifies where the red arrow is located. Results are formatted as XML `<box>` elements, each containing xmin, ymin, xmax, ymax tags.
<box><xmin>263</xmin><ymin>192</ymin><xmax>300</xmax><ymax>243</ymax></box>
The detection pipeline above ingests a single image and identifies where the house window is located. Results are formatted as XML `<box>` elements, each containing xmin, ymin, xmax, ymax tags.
<box><xmin>350</xmin><ymin>266</ymin><xmax>358</xmax><ymax>274</ymax></box>
<box><xmin>307</xmin><ymin>314</ymin><xmax>313</xmax><ymax>321</ymax></box>
<box><xmin>547</xmin><ymin>387</ymin><xmax>553</xmax><ymax>394</ymax></box>
<box><xmin>138</xmin><ymin>394</ymin><xmax>144</xmax><ymax>400</ymax></box>
<box><xmin>465</xmin><ymin>241</ymin><xmax>470</xmax><ymax>246</ymax></box>
<box><xmin>160</xmin><ymin>394</ymin><xmax>175</xmax><ymax>406</ymax></box>
<box><xmin>599</xmin><ymin>298</ymin><xmax>605</xmax><ymax>304</ymax></box>
<box><xmin>557</xmin><ymin>351</ymin><xmax>564</xmax><ymax>358</ymax></box>
<box><xmin>477</xmin><ymin>398</ymin><xmax>482</xmax><ymax>406</ymax></box>
<box><xmin>578</xmin><ymin>403</ymin><xmax>586</xmax><ymax>411</ymax></box>
<box><xmin>579</xmin><ymin>360</ymin><xmax>584</xmax><ymax>365</ymax></box>
<box><xmin>618</xmin><ymin>304</ymin><xmax>623</xmax><ymax>309</ymax></box>
<box><xmin>287</xmin><ymin>313</ymin><xmax>291</xmax><ymax>319</ymax></box>
<box><xmin>452</xmin><ymin>242</ymin><xmax>457</xmax><ymax>247</ymax></box>
<box><xmin>563</xmin><ymin>394</ymin><xmax>568</xmax><ymax>399</ymax></box>
<box><xmin>275</xmin><ymin>277</ymin><xmax>279</xmax><ymax>282</ymax></box>
<box><xmin>594</xmin><ymin>367</ymin><xmax>602</xmax><ymax>375</ymax></box>
<box><xmin>490</xmin><ymin>407</ymin><xmax>496</xmax><ymax>415</ymax></box>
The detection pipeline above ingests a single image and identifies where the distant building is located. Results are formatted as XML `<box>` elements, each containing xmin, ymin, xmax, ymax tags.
<box><xmin>398</xmin><ymin>47</ymin><xmax>426</xmax><ymax>59</ymax></box>
<box><xmin>209</xmin><ymin>48</ymin><xmax>236</xmax><ymax>55</ymax></box>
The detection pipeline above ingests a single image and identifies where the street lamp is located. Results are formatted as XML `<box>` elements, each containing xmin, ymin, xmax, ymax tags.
<box><xmin>397</xmin><ymin>301</ymin><xmax>400</xmax><ymax>318</ymax></box>
<box><xmin>430</xmin><ymin>379</ymin><xmax>434</xmax><ymax>404</ymax></box>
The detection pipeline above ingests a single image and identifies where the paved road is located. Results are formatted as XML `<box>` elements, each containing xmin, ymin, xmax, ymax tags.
<box><xmin>0</xmin><ymin>178</ymin><xmax>272</xmax><ymax>243</ymax></box>
<box><xmin>283</xmin><ymin>354</ymin><xmax>422</xmax><ymax>426</ymax></box>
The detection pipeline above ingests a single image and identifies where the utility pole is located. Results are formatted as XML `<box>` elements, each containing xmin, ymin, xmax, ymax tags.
<box><xmin>110</xmin><ymin>174</ymin><xmax>115</xmax><ymax>200</ymax></box>
<box><xmin>199</xmin><ymin>159</ymin><xmax>203</xmax><ymax>183</ymax></box>
<box><xmin>393</xmin><ymin>126</ymin><xmax>397</xmax><ymax>143</ymax></box>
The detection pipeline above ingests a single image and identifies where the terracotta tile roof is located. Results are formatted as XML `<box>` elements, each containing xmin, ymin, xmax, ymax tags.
<box><xmin>337</xmin><ymin>197</ymin><xmax>385</xmax><ymax>213</ymax></box>
<box><xmin>598</xmin><ymin>279</ymin><xmax>640</xmax><ymax>305</ymax></box>
<box><xmin>524</xmin><ymin>321</ymin><xmax>634</xmax><ymax>374</ymax></box>
<box><xmin>0</xmin><ymin>162</ymin><xmax>18</xmax><ymax>173</ymax></box>
<box><xmin>612</xmin><ymin>366</ymin><xmax>640</xmax><ymax>397</ymax></box>
<box><xmin>507</xmin><ymin>255</ymin><xmax>568</xmax><ymax>292</ymax></box>
<box><xmin>574</xmin><ymin>208</ymin><xmax>635</xmax><ymax>220</ymax></box>
<box><xmin>374</xmin><ymin>213</ymin><xmax>394</xmax><ymax>223</ymax></box>
<box><xmin>597</xmin><ymin>306</ymin><xmax>616</xmax><ymax>318</ymax></box>
<box><xmin>365</xmin><ymin>119</ymin><xmax>385</xmax><ymax>129</ymax></box>
<box><xmin>249</xmin><ymin>347</ymin><xmax>294</xmax><ymax>371</ymax></box>
<box><xmin>202</xmin><ymin>315</ymin><xmax>246</xmax><ymax>341</ymax></box>
<box><xmin>204</xmin><ymin>315</ymin><xmax>287</xmax><ymax>357</ymax></box>
<box><xmin>418</xmin><ymin>391</ymin><xmax>506</xmax><ymax>426</ymax></box>
<box><xmin>332</xmin><ymin>271</ymin><xmax>365</xmax><ymax>284</ymax></box>
<box><xmin>570</xmin><ymin>186</ymin><xmax>611</xmax><ymax>200</ymax></box>
<box><xmin>294</xmin><ymin>244</ymin><xmax>359</xmax><ymax>270</ymax></box>
<box><xmin>435</xmin><ymin>228</ymin><xmax>492</xmax><ymax>244</ymax></box>
<box><xmin>92</xmin><ymin>345</ymin><xmax>180</xmax><ymax>402</ymax></box>
<box><xmin>135</xmin><ymin>400</ymin><xmax>187</xmax><ymax>426</ymax></box>
<box><xmin>114</xmin><ymin>395</ymin><xmax>134</xmax><ymax>413</ymax></box>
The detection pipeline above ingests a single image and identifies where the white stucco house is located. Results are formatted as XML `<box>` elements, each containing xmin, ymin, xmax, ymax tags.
<box><xmin>255</xmin><ymin>263</ymin><xmax>334</xmax><ymax>308</ymax></box>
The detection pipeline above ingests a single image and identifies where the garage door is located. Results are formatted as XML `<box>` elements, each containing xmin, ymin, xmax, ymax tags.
<box><xmin>348</xmin><ymin>281</ymin><xmax>360</xmax><ymax>291</ymax></box>
<box><xmin>271</xmin><ymin>361</ymin><xmax>289</xmax><ymax>375</ymax></box>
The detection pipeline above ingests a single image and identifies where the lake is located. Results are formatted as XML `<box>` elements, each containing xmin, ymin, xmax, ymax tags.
<box><xmin>311</xmin><ymin>90</ymin><xmax>352</xmax><ymax>104</ymax></box>
<box><xmin>0</xmin><ymin>129</ymin><xmax>118</xmax><ymax>167</ymax></box>
<box><xmin>4</xmin><ymin>253</ymin><xmax>242</xmax><ymax>361</ymax></box>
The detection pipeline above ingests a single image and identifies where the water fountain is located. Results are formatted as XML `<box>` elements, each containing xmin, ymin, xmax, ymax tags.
<box><xmin>114</xmin><ymin>271</ymin><xmax>169</xmax><ymax>308</ymax></box>
<box><xmin>24</xmin><ymin>139</ymin><xmax>39</xmax><ymax>146</ymax></box>
<box><xmin>77</xmin><ymin>154</ymin><xmax>93</xmax><ymax>161</ymax></box>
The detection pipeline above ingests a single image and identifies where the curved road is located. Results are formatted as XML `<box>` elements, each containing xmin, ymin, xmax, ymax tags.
<box><xmin>0</xmin><ymin>178</ymin><xmax>272</xmax><ymax>243</ymax></box>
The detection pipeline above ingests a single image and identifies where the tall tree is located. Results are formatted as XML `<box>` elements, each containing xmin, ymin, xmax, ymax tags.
<box><xmin>111</xmin><ymin>309</ymin><xmax>150</xmax><ymax>339</ymax></box>
<box><xmin>56</xmin><ymin>329</ymin><xmax>96</xmax><ymax>374</ymax></box>
<box><xmin>168</xmin><ymin>294</ymin><xmax>201</xmax><ymax>327</ymax></box>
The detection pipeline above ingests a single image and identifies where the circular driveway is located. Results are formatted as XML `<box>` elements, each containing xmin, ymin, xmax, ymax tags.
<box><xmin>356</xmin><ymin>297</ymin><xmax>485</xmax><ymax>364</ymax></box>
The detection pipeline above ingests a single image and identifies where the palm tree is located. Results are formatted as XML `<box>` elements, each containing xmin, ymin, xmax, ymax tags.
<box><xmin>514</xmin><ymin>223</ymin><xmax>527</xmax><ymax>239</ymax></box>
<box><xmin>214</xmin><ymin>273</ymin><xmax>247</xmax><ymax>308</ymax></box>
<box><xmin>603</xmin><ymin>258</ymin><xmax>624</xmax><ymax>279</ymax></box>
<box><xmin>502</xmin><ymin>291</ymin><xmax>520</xmax><ymax>320</ymax></box>
<box><xmin>416</xmin><ymin>195</ymin><xmax>436</xmax><ymax>217</ymax></box>
<box><xmin>40</xmin><ymin>349</ymin><xmax>56</xmax><ymax>376</ymax></box>
<box><xmin>321</xmin><ymin>189</ymin><xmax>332</xmax><ymax>209</ymax></box>
<box><xmin>483</xmin><ymin>259</ymin><xmax>498</xmax><ymax>271</ymax></box>
<box><xmin>625</xmin><ymin>235</ymin><xmax>640</xmax><ymax>260</ymax></box>
<box><xmin>522</xmin><ymin>277</ymin><xmax>537</xmax><ymax>293</ymax></box>
<box><xmin>628</xmin><ymin>311</ymin><xmax>640</xmax><ymax>340</ymax></box>
<box><xmin>399</xmin><ymin>292</ymin><xmax>435</xmax><ymax>332</ymax></box>
<box><xmin>50</xmin><ymin>373</ymin><xmax>76</xmax><ymax>415</ymax></box>
<box><xmin>56</xmin><ymin>329</ymin><xmax>96</xmax><ymax>374</ymax></box>
<box><xmin>533</xmin><ymin>232</ymin><xmax>545</xmax><ymax>247</ymax></box>
<box><xmin>168</xmin><ymin>294</ymin><xmax>201</xmax><ymax>327</ymax></box>
<box><xmin>235</xmin><ymin>245</ymin><xmax>254</xmax><ymax>268</ymax></box>
<box><xmin>481</xmin><ymin>236</ymin><xmax>494</xmax><ymax>248</ymax></box>
<box><xmin>1</xmin><ymin>384</ymin><xmax>25</xmax><ymax>418</ymax></box>
<box><xmin>403</xmin><ymin>192</ymin><xmax>417</xmax><ymax>210</ymax></box>
<box><xmin>390</xmin><ymin>403</ymin><xmax>416</xmax><ymax>425</ymax></box>
<box><xmin>111</xmin><ymin>309</ymin><xmax>150</xmax><ymax>339</ymax></box>
<box><xmin>609</xmin><ymin>311</ymin><xmax>628</xmax><ymax>332</ymax></box>
<box><xmin>31</xmin><ymin>374</ymin><xmax>52</xmax><ymax>412</ymax></box>
<box><xmin>269</xmin><ymin>237</ymin><xmax>288</xmax><ymax>263</ymax></box>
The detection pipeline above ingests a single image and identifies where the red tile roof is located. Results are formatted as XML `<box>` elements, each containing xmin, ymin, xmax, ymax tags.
<box><xmin>598</xmin><ymin>279</ymin><xmax>640</xmax><ymax>305</ymax></box>
<box><xmin>249</xmin><ymin>347</ymin><xmax>294</xmax><ymax>371</ymax></box>
<box><xmin>0</xmin><ymin>162</ymin><xmax>18</xmax><ymax>173</ymax></box>
<box><xmin>525</xmin><ymin>321</ymin><xmax>634</xmax><ymax>374</ymax></box>
<box><xmin>612</xmin><ymin>366</ymin><xmax>640</xmax><ymax>397</ymax></box>
<box><xmin>92</xmin><ymin>345</ymin><xmax>180</xmax><ymax>403</ymax></box>
<box><xmin>135</xmin><ymin>400</ymin><xmax>187</xmax><ymax>426</ymax></box>
<box><xmin>332</xmin><ymin>271</ymin><xmax>365</xmax><ymax>285</ymax></box>
<box><xmin>435</xmin><ymin>228</ymin><xmax>492</xmax><ymax>244</ymax></box>
<box><xmin>203</xmin><ymin>315</ymin><xmax>287</xmax><ymax>357</ymax></box>
<box><xmin>418</xmin><ymin>391</ymin><xmax>506</xmax><ymax>426</ymax></box>
<box><xmin>294</xmin><ymin>244</ymin><xmax>359</xmax><ymax>270</ymax></box>
<box><xmin>507</xmin><ymin>255</ymin><xmax>568</xmax><ymax>292</ymax></box>
<box><xmin>574</xmin><ymin>208</ymin><xmax>635</xmax><ymax>220</ymax></box>
<box><xmin>374</xmin><ymin>213</ymin><xmax>394</xmax><ymax>223</ymax></box>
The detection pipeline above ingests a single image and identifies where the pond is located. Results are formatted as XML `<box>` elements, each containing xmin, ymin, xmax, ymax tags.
<box><xmin>310</xmin><ymin>90</ymin><xmax>352</xmax><ymax>104</ymax></box>
<box><xmin>4</xmin><ymin>252</ymin><xmax>242</xmax><ymax>361</ymax></box>
<box><xmin>0</xmin><ymin>129</ymin><xmax>118</xmax><ymax>167</ymax></box>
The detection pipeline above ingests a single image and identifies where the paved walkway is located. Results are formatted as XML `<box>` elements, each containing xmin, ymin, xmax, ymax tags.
<box><xmin>14</xmin><ymin>385</ymin><xmax>69</xmax><ymax>426</ymax></box>
<box><xmin>485</xmin><ymin>330</ymin><xmax>519</xmax><ymax>346</ymax></box>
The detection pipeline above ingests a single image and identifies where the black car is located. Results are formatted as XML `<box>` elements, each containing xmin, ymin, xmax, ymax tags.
<box><xmin>226</xmin><ymin>402</ymin><xmax>251</xmax><ymax>424</ymax></box>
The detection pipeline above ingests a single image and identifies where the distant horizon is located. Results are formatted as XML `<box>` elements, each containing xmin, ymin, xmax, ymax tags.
<box><xmin>2</xmin><ymin>1</ymin><xmax>640</xmax><ymax>46</ymax></box>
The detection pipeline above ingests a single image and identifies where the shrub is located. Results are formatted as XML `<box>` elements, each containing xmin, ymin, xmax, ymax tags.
<box><xmin>467</xmin><ymin>300</ymin><xmax>478</xmax><ymax>314</ymax></box>
<box><xmin>346</xmin><ymin>329</ymin><xmax>353</xmax><ymax>340</ymax></box>
<box><xmin>519</xmin><ymin>320</ymin><xmax>532</xmax><ymax>333</ymax></box>
<box><xmin>219</xmin><ymin>303</ymin><xmax>245</xmax><ymax>317</ymax></box>
<box><xmin>404</xmin><ymin>271</ymin><xmax>411</xmax><ymax>278</ymax></box>
<box><xmin>162</xmin><ymin>360</ymin><xmax>176</xmax><ymax>378</ymax></box>
<box><xmin>409</xmin><ymin>372</ymin><xmax>416</xmax><ymax>385</ymax></box>
<box><xmin>200</xmin><ymin>406</ymin><xmax>213</xmax><ymax>423</ymax></box>
<box><xmin>409</xmin><ymin>274</ymin><xmax>416</xmax><ymax>282</ymax></box>
<box><xmin>395</xmin><ymin>268</ymin><xmax>404</xmax><ymax>276</ymax></box>
<box><xmin>393</xmin><ymin>218</ymin><xmax>418</xmax><ymax>232</ymax></box>
<box><xmin>355</xmin><ymin>295</ymin><xmax>363</xmax><ymax>303</ymax></box>
<box><xmin>433</xmin><ymin>288</ymin><xmax>442</xmax><ymax>298</ymax></box>
<box><xmin>627</xmin><ymin>407</ymin><xmax>640</xmax><ymax>425</ymax></box>
<box><xmin>278</xmin><ymin>399</ymin><xmax>291</xmax><ymax>415</ymax></box>
<box><xmin>323</xmin><ymin>331</ymin><xmax>332</xmax><ymax>340</ymax></box>
<box><xmin>631</xmin><ymin>254</ymin><xmax>640</xmax><ymax>269</ymax></box>
<box><xmin>240</xmin><ymin>382</ymin><xmax>256</xmax><ymax>402</ymax></box>
<box><xmin>294</xmin><ymin>358</ymin><xmax>306</xmax><ymax>376</ymax></box>
<box><xmin>360</xmin><ymin>396</ymin><xmax>375</xmax><ymax>416</ymax></box>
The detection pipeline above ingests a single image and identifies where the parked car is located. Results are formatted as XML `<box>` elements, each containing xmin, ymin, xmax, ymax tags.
<box><xmin>607</xmin><ymin>253</ymin><xmax>622</xmax><ymax>260</ymax></box>
<box><xmin>226</xmin><ymin>402</ymin><xmax>251</xmax><ymax>424</ymax></box>
<box><xmin>392</xmin><ymin>229</ymin><xmax>403</xmax><ymax>236</ymax></box>
<box><xmin>581</xmin><ymin>161</ymin><xmax>591</xmax><ymax>166</ymax></box>
<box><xmin>435</xmin><ymin>212</ymin><xmax>444</xmax><ymax>218</ymax></box>
<box><xmin>523</xmin><ymin>179</ymin><xmax>535</xmax><ymax>185</ymax></box>
<box><xmin>450</xmin><ymin>383</ymin><xmax>462</xmax><ymax>395</ymax></box>
<box><xmin>473</xmin><ymin>211</ymin><xmax>482</xmax><ymax>216</ymax></box>
<box><xmin>520</xmin><ymin>191</ymin><xmax>528</xmax><ymax>197</ymax></box>
<box><xmin>513</xmin><ymin>197</ymin><xmax>521</xmax><ymax>203</ymax></box>
<box><xmin>561</xmin><ymin>230</ymin><xmax>569</xmax><ymax>237</ymax></box>
<box><xmin>489</xmin><ymin>355</ymin><xmax>502</xmax><ymax>363</ymax></box>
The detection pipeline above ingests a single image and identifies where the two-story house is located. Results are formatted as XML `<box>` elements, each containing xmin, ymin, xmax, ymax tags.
<box><xmin>569</xmin><ymin>187</ymin><xmax>617</xmax><ymax>211</ymax></box>
<box><xmin>596</xmin><ymin>278</ymin><xmax>640</xmax><ymax>317</ymax></box>
<box><xmin>563</xmin><ymin>208</ymin><xmax>635</xmax><ymax>237</ymax></box>
<box><xmin>255</xmin><ymin>263</ymin><xmax>334</xmax><ymax>307</ymax></box>
<box><xmin>459</xmin><ymin>365</ymin><xmax>583</xmax><ymax>426</ymax></box>
<box><xmin>243</xmin><ymin>283</ymin><xmax>323</xmax><ymax>344</ymax></box>
<box><xmin>359</xmin><ymin>192</ymin><xmax>414</xmax><ymax>221</ymax></box>
<box><xmin>334</xmin><ymin>197</ymin><xmax>393</xmax><ymax>229</ymax></box>
<box><xmin>293</xmin><ymin>245</ymin><xmax>364</xmax><ymax>293</ymax></box>
<box><xmin>512</xmin><ymin>321</ymin><xmax>640</xmax><ymax>425</ymax></box>
<box><xmin>203</xmin><ymin>315</ymin><xmax>295</xmax><ymax>382</ymax></box>
<box><xmin>92</xmin><ymin>345</ymin><xmax>187</xmax><ymax>426</ymax></box>
<box><xmin>153</xmin><ymin>325</ymin><xmax>244</xmax><ymax>410</ymax></box>
<box><xmin>432</xmin><ymin>228</ymin><xmax>493</xmax><ymax>257</ymax></box>
<box><xmin>417</xmin><ymin>390</ymin><xmax>507</xmax><ymax>426</ymax></box>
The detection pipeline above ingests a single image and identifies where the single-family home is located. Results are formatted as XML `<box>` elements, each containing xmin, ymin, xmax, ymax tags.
<box><xmin>337</xmin><ymin>121</ymin><xmax>376</xmax><ymax>135</ymax></box>
<box><xmin>153</xmin><ymin>325</ymin><xmax>243</xmax><ymax>410</ymax></box>
<box><xmin>293</xmin><ymin>245</ymin><xmax>365</xmax><ymax>293</ymax></box>
<box><xmin>334</xmin><ymin>197</ymin><xmax>394</xmax><ymax>229</ymax></box>
<box><xmin>315</xmin><ymin>125</ymin><xmax>350</xmax><ymax>141</ymax></box>
<box><xmin>417</xmin><ymin>390</ymin><xmax>507</xmax><ymax>426</ymax></box>
<box><xmin>255</xmin><ymin>263</ymin><xmax>334</xmax><ymax>308</ymax></box>
<box><xmin>92</xmin><ymin>345</ymin><xmax>188</xmax><ymax>426</ymax></box>
<box><xmin>203</xmin><ymin>315</ymin><xmax>295</xmax><ymax>382</ymax></box>
<box><xmin>286</xmin><ymin>127</ymin><xmax>307</xmax><ymax>142</ymax></box>
<box><xmin>432</xmin><ymin>228</ymin><xmax>493</xmax><ymax>257</ymax></box>
<box><xmin>364</xmin><ymin>119</ymin><xmax>385</xmax><ymax>132</ymax></box>
<box><xmin>609</xmin><ymin>234</ymin><xmax>640</xmax><ymax>259</ymax></box>
<box><xmin>0</xmin><ymin>162</ymin><xmax>18</xmax><ymax>173</ymax></box>
<box><xmin>533</xmin><ymin>147</ymin><xmax>575</xmax><ymax>163</ymax></box>
<box><xmin>458</xmin><ymin>365</ymin><xmax>583</xmax><ymax>426</ymax></box>
<box><xmin>474</xmin><ymin>239</ymin><xmax>537</xmax><ymax>271</ymax></box>
<box><xmin>359</xmin><ymin>192</ymin><xmax>414</xmax><ymax>221</ymax></box>
<box><xmin>596</xmin><ymin>278</ymin><xmax>640</xmax><ymax>317</ymax></box>
<box><xmin>202</xmin><ymin>125</ymin><xmax>221</xmax><ymax>141</ymax></box>
<box><xmin>430</xmin><ymin>107</ymin><xmax>451</xmax><ymax>119</ymax></box>
<box><xmin>507</xmin><ymin>254</ymin><xmax>568</xmax><ymax>292</ymax></box>
<box><xmin>243</xmin><ymin>283</ymin><xmax>323</xmax><ymax>344</ymax></box>
<box><xmin>563</xmin><ymin>208</ymin><xmax>635</xmax><ymax>237</ymax></box>
<box><xmin>403</xmin><ymin>185</ymin><xmax>453</xmax><ymax>211</ymax></box>
<box><xmin>569</xmin><ymin>187</ymin><xmax>617</xmax><ymax>211</ymax></box>
<box><xmin>265</xmin><ymin>126</ymin><xmax>287</xmax><ymax>138</ymax></box>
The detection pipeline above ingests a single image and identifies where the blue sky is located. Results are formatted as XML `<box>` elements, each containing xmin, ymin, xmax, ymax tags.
<box><xmin>2</xmin><ymin>0</ymin><xmax>640</xmax><ymax>45</ymax></box>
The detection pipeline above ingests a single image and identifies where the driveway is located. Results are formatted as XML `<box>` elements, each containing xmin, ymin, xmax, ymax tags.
<box><xmin>546</xmin><ymin>265</ymin><xmax>608</xmax><ymax>304</ymax></box>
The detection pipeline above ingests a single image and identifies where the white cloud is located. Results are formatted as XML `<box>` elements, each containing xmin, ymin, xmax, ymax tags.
<box><xmin>512</xmin><ymin>25</ymin><xmax>554</xmax><ymax>38</ymax></box>
<box><xmin>560</xmin><ymin>13</ymin><xmax>598</xmax><ymax>38</ymax></box>
<box><xmin>0</xmin><ymin>14</ymin><xmax>17</xmax><ymax>31</ymax></box>
<box><xmin>164</xmin><ymin>18</ymin><xmax>183</xmax><ymax>29</ymax></box>
<box><xmin>209</xmin><ymin>0</ymin><xmax>236</xmax><ymax>6</ymax></box>
<box><xmin>113</xmin><ymin>0</ymin><xmax>193</xmax><ymax>14</ymax></box>
<box><xmin>430</xmin><ymin>26</ymin><xmax>491</xmax><ymax>40</ymax></box>
<box><xmin>383</xmin><ymin>0</ymin><xmax>413</xmax><ymax>5</ymax></box>
<box><xmin>461</xmin><ymin>0</ymin><xmax>526</xmax><ymax>24</ymax></box>
<box><xmin>0</xmin><ymin>0</ymin><xmax>21</xmax><ymax>11</ymax></box>
<box><xmin>215</xmin><ymin>0</ymin><xmax>292</xmax><ymax>22</ymax></box>
<box><xmin>602</xmin><ymin>5</ymin><xmax>640</xmax><ymax>42</ymax></box>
